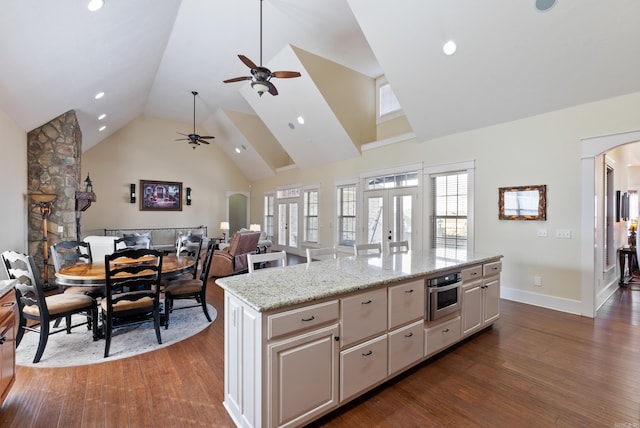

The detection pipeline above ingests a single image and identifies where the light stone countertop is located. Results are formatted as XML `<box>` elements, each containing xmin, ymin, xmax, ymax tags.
<box><xmin>215</xmin><ymin>250</ymin><xmax>502</xmax><ymax>312</ymax></box>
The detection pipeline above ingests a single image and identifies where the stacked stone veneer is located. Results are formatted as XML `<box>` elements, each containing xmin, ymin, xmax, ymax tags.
<box><xmin>27</xmin><ymin>110</ymin><xmax>82</xmax><ymax>284</ymax></box>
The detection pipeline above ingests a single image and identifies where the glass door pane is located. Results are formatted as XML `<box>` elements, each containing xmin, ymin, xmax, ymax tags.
<box><xmin>366</xmin><ymin>194</ymin><xmax>384</xmax><ymax>244</ymax></box>
<box><xmin>277</xmin><ymin>203</ymin><xmax>287</xmax><ymax>246</ymax></box>
<box><xmin>288</xmin><ymin>202</ymin><xmax>298</xmax><ymax>248</ymax></box>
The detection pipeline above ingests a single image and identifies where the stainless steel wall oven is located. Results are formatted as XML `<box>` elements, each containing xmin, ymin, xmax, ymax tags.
<box><xmin>426</xmin><ymin>271</ymin><xmax>462</xmax><ymax>321</ymax></box>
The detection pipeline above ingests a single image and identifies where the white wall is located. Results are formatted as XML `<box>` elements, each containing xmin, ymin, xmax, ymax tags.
<box><xmin>249</xmin><ymin>91</ymin><xmax>640</xmax><ymax>313</ymax></box>
<box><xmin>0</xmin><ymin>107</ymin><xmax>28</xmax><ymax>279</ymax></box>
<box><xmin>81</xmin><ymin>115</ymin><xmax>250</xmax><ymax>239</ymax></box>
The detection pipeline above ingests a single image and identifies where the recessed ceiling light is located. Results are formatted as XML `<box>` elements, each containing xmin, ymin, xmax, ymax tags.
<box><xmin>98</xmin><ymin>114</ymin><xmax>106</xmax><ymax>120</ymax></box>
<box><xmin>94</xmin><ymin>92</ymin><xmax>104</xmax><ymax>100</ymax></box>
<box><xmin>288</xmin><ymin>122</ymin><xmax>295</xmax><ymax>130</ymax></box>
<box><xmin>87</xmin><ymin>0</ymin><xmax>104</xmax><ymax>12</ymax></box>
<box><xmin>98</xmin><ymin>125</ymin><xmax>106</xmax><ymax>131</ymax></box>
<box><xmin>443</xmin><ymin>40</ymin><xmax>457</xmax><ymax>56</ymax></box>
<box><xmin>241</xmin><ymin>144</ymin><xmax>247</xmax><ymax>151</ymax></box>
<box><xmin>297</xmin><ymin>116</ymin><xmax>305</xmax><ymax>125</ymax></box>
<box><xmin>235</xmin><ymin>147</ymin><xmax>241</xmax><ymax>154</ymax></box>
<box><xmin>535</xmin><ymin>0</ymin><xmax>556</xmax><ymax>12</ymax></box>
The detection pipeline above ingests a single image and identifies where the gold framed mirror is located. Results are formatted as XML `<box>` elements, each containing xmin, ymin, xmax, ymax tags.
<box><xmin>498</xmin><ymin>184</ymin><xmax>547</xmax><ymax>220</ymax></box>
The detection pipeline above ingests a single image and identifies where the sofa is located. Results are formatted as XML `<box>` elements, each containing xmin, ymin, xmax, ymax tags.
<box><xmin>210</xmin><ymin>231</ymin><xmax>261</xmax><ymax>277</ymax></box>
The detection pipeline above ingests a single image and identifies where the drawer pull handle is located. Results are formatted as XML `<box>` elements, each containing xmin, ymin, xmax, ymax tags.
<box><xmin>301</xmin><ymin>316</ymin><xmax>315</xmax><ymax>322</ymax></box>
<box><xmin>404</xmin><ymin>289</ymin><xmax>414</xmax><ymax>293</ymax></box>
<box><xmin>404</xmin><ymin>332</ymin><xmax>413</xmax><ymax>338</ymax></box>
<box><xmin>471</xmin><ymin>272</ymin><xmax>478</xmax><ymax>276</ymax></box>
<box><xmin>362</xmin><ymin>350</ymin><xmax>373</xmax><ymax>356</ymax></box>
<box><xmin>442</xmin><ymin>328</ymin><xmax>450</xmax><ymax>333</ymax></box>
<box><xmin>361</xmin><ymin>300</ymin><xmax>372</xmax><ymax>305</ymax></box>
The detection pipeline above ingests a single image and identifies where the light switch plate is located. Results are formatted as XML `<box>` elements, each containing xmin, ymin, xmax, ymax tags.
<box><xmin>537</xmin><ymin>228</ymin><xmax>548</xmax><ymax>237</ymax></box>
<box><xmin>556</xmin><ymin>229</ymin><xmax>571</xmax><ymax>239</ymax></box>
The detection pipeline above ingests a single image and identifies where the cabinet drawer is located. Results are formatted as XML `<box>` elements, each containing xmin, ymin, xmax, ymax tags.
<box><xmin>424</xmin><ymin>316</ymin><xmax>461</xmax><ymax>357</ymax></box>
<box><xmin>461</xmin><ymin>265</ymin><xmax>482</xmax><ymax>282</ymax></box>
<box><xmin>388</xmin><ymin>280</ymin><xmax>425</xmax><ymax>329</ymax></box>
<box><xmin>268</xmin><ymin>300</ymin><xmax>339</xmax><ymax>340</ymax></box>
<box><xmin>341</xmin><ymin>288</ymin><xmax>387</xmax><ymax>348</ymax></box>
<box><xmin>388</xmin><ymin>320</ymin><xmax>424</xmax><ymax>376</ymax></box>
<box><xmin>340</xmin><ymin>335</ymin><xmax>388</xmax><ymax>402</ymax></box>
<box><xmin>483</xmin><ymin>261</ymin><xmax>502</xmax><ymax>277</ymax></box>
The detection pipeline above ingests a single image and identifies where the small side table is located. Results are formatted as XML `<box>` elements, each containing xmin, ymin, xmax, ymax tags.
<box><xmin>618</xmin><ymin>247</ymin><xmax>637</xmax><ymax>286</ymax></box>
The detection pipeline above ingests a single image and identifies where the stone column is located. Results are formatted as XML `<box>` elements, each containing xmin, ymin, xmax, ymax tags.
<box><xmin>27</xmin><ymin>110</ymin><xmax>82</xmax><ymax>285</ymax></box>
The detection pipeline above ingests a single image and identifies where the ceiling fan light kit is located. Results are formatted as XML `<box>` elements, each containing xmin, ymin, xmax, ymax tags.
<box><xmin>223</xmin><ymin>0</ymin><xmax>301</xmax><ymax>96</ymax></box>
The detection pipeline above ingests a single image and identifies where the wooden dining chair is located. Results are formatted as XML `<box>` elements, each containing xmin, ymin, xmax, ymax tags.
<box><xmin>306</xmin><ymin>247</ymin><xmax>338</xmax><ymax>263</ymax></box>
<box><xmin>50</xmin><ymin>240</ymin><xmax>104</xmax><ymax>298</ymax></box>
<box><xmin>387</xmin><ymin>240</ymin><xmax>409</xmax><ymax>253</ymax></box>
<box><xmin>247</xmin><ymin>251</ymin><xmax>287</xmax><ymax>273</ymax></box>
<box><xmin>354</xmin><ymin>242</ymin><xmax>382</xmax><ymax>256</ymax></box>
<box><xmin>1</xmin><ymin>250</ymin><xmax>98</xmax><ymax>363</ymax></box>
<box><xmin>102</xmin><ymin>248</ymin><xmax>164</xmax><ymax>358</ymax></box>
<box><xmin>163</xmin><ymin>239</ymin><xmax>215</xmax><ymax>329</ymax></box>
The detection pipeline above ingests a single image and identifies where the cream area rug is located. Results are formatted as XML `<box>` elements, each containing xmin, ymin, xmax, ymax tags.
<box><xmin>16</xmin><ymin>301</ymin><xmax>217</xmax><ymax>368</ymax></box>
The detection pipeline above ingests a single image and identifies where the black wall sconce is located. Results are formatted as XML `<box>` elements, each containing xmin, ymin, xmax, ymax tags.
<box><xmin>186</xmin><ymin>187</ymin><xmax>192</xmax><ymax>205</ymax></box>
<box><xmin>130</xmin><ymin>183</ymin><xmax>136</xmax><ymax>204</ymax></box>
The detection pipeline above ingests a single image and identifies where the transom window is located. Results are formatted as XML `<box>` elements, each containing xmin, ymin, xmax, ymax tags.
<box><xmin>366</xmin><ymin>172</ymin><xmax>418</xmax><ymax>190</ymax></box>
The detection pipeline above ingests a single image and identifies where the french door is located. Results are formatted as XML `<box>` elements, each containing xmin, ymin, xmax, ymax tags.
<box><xmin>276</xmin><ymin>199</ymin><xmax>299</xmax><ymax>252</ymax></box>
<box><xmin>363</xmin><ymin>188</ymin><xmax>421</xmax><ymax>251</ymax></box>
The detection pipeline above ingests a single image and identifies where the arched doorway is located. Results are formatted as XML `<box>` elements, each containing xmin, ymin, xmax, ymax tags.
<box><xmin>227</xmin><ymin>192</ymin><xmax>249</xmax><ymax>235</ymax></box>
<box><xmin>581</xmin><ymin>130</ymin><xmax>640</xmax><ymax>317</ymax></box>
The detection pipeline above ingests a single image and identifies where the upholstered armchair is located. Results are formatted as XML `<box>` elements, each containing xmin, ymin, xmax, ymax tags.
<box><xmin>210</xmin><ymin>231</ymin><xmax>261</xmax><ymax>277</ymax></box>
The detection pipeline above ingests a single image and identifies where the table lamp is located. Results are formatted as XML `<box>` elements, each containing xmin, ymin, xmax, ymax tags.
<box><xmin>220</xmin><ymin>221</ymin><xmax>229</xmax><ymax>243</ymax></box>
<box><xmin>30</xmin><ymin>193</ymin><xmax>57</xmax><ymax>285</ymax></box>
<box><xmin>249</xmin><ymin>224</ymin><xmax>261</xmax><ymax>232</ymax></box>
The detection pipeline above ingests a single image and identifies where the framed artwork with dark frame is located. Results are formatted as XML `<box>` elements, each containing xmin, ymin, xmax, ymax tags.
<box><xmin>140</xmin><ymin>180</ymin><xmax>183</xmax><ymax>211</ymax></box>
<box><xmin>498</xmin><ymin>184</ymin><xmax>547</xmax><ymax>220</ymax></box>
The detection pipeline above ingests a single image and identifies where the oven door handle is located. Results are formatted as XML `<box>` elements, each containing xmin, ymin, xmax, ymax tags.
<box><xmin>429</xmin><ymin>281</ymin><xmax>462</xmax><ymax>293</ymax></box>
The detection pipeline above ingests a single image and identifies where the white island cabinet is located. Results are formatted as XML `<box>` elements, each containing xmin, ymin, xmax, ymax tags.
<box><xmin>217</xmin><ymin>250</ymin><xmax>502</xmax><ymax>428</ymax></box>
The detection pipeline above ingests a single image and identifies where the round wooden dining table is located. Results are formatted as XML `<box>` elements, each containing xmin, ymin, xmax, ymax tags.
<box><xmin>54</xmin><ymin>254</ymin><xmax>196</xmax><ymax>287</ymax></box>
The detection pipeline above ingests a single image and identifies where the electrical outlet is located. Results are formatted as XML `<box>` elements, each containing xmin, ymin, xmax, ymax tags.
<box><xmin>57</xmin><ymin>225</ymin><xmax>63</xmax><ymax>234</ymax></box>
<box><xmin>533</xmin><ymin>275</ymin><xmax>542</xmax><ymax>286</ymax></box>
<box><xmin>556</xmin><ymin>229</ymin><xmax>571</xmax><ymax>239</ymax></box>
<box><xmin>537</xmin><ymin>228</ymin><xmax>548</xmax><ymax>237</ymax></box>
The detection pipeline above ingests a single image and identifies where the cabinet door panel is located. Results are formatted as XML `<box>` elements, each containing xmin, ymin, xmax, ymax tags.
<box><xmin>424</xmin><ymin>316</ymin><xmax>461</xmax><ymax>357</ymax></box>
<box><xmin>461</xmin><ymin>282</ymin><xmax>482</xmax><ymax>336</ymax></box>
<box><xmin>388</xmin><ymin>280</ymin><xmax>424</xmax><ymax>329</ymax></box>
<box><xmin>483</xmin><ymin>277</ymin><xmax>501</xmax><ymax>325</ymax></box>
<box><xmin>340</xmin><ymin>335</ymin><xmax>388</xmax><ymax>402</ymax></box>
<box><xmin>340</xmin><ymin>288</ymin><xmax>387</xmax><ymax>347</ymax></box>
<box><xmin>388</xmin><ymin>320</ymin><xmax>424</xmax><ymax>375</ymax></box>
<box><xmin>269</xmin><ymin>324</ymin><xmax>340</xmax><ymax>428</ymax></box>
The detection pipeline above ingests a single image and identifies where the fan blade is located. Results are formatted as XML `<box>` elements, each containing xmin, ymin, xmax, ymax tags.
<box><xmin>223</xmin><ymin>76</ymin><xmax>252</xmax><ymax>83</ymax></box>
<box><xmin>176</xmin><ymin>138</ymin><xmax>189</xmax><ymax>141</ymax></box>
<box><xmin>199</xmin><ymin>136</ymin><xmax>215</xmax><ymax>140</ymax></box>
<box><xmin>272</xmin><ymin>71</ymin><xmax>301</xmax><ymax>79</ymax></box>
<box><xmin>266</xmin><ymin>80</ymin><xmax>278</xmax><ymax>96</ymax></box>
<box><xmin>238</xmin><ymin>54</ymin><xmax>258</xmax><ymax>70</ymax></box>
<box><xmin>177</xmin><ymin>132</ymin><xmax>189</xmax><ymax>136</ymax></box>
<box><xmin>197</xmin><ymin>139</ymin><xmax>211</xmax><ymax>145</ymax></box>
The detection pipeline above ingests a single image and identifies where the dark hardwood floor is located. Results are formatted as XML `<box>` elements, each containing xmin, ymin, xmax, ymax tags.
<box><xmin>1</xmin><ymin>257</ymin><xmax>639</xmax><ymax>427</ymax></box>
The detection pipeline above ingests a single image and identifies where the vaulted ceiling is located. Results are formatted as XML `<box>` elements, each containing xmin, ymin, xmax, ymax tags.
<box><xmin>1</xmin><ymin>0</ymin><xmax>640</xmax><ymax>180</ymax></box>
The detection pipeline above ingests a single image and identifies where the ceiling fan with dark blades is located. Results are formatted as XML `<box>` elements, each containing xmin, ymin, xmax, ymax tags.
<box><xmin>176</xmin><ymin>91</ymin><xmax>214</xmax><ymax>149</ymax></box>
<box><xmin>223</xmin><ymin>0</ymin><xmax>301</xmax><ymax>96</ymax></box>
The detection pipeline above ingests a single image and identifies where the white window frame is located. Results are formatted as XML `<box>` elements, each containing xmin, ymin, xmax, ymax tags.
<box><xmin>336</xmin><ymin>181</ymin><xmax>358</xmax><ymax>251</ymax></box>
<box><xmin>303</xmin><ymin>186</ymin><xmax>320</xmax><ymax>244</ymax></box>
<box><xmin>376</xmin><ymin>76</ymin><xmax>403</xmax><ymax>124</ymax></box>
<box><xmin>423</xmin><ymin>161</ymin><xmax>475</xmax><ymax>259</ymax></box>
<box><xmin>263</xmin><ymin>193</ymin><xmax>275</xmax><ymax>239</ymax></box>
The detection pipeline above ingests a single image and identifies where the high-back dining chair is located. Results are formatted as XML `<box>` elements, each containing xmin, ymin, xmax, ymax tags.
<box><xmin>163</xmin><ymin>239</ymin><xmax>215</xmax><ymax>329</ymax></box>
<box><xmin>50</xmin><ymin>240</ymin><xmax>103</xmax><ymax>298</ymax></box>
<box><xmin>247</xmin><ymin>251</ymin><xmax>287</xmax><ymax>273</ymax></box>
<box><xmin>102</xmin><ymin>248</ymin><xmax>163</xmax><ymax>358</ymax></box>
<box><xmin>1</xmin><ymin>250</ymin><xmax>98</xmax><ymax>363</ymax></box>
<box><xmin>354</xmin><ymin>242</ymin><xmax>382</xmax><ymax>256</ymax></box>
<box><xmin>388</xmin><ymin>240</ymin><xmax>409</xmax><ymax>253</ymax></box>
<box><xmin>306</xmin><ymin>247</ymin><xmax>338</xmax><ymax>263</ymax></box>
<box><xmin>175</xmin><ymin>234</ymin><xmax>204</xmax><ymax>281</ymax></box>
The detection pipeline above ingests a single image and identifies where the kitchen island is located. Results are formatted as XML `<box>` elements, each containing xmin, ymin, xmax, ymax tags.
<box><xmin>216</xmin><ymin>250</ymin><xmax>502</xmax><ymax>428</ymax></box>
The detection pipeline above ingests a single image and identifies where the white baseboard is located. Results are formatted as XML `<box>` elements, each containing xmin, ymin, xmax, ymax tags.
<box><xmin>500</xmin><ymin>287</ymin><xmax>583</xmax><ymax>316</ymax></box>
